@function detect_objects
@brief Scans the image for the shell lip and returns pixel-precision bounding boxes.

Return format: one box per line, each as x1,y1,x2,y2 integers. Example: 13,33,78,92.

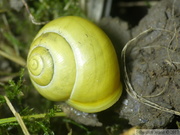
66,84,123,113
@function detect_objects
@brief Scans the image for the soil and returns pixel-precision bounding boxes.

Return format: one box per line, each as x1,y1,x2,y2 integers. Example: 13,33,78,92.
118,0,180,128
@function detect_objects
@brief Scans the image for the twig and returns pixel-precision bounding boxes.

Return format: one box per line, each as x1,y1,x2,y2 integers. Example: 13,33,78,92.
21,0,48,25
4,96,30,135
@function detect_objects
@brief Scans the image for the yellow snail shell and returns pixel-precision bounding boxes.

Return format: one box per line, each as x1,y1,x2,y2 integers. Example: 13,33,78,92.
27,16,122,113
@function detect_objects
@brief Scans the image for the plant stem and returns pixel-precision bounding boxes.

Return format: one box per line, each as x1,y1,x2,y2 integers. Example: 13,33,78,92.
0,112,66,125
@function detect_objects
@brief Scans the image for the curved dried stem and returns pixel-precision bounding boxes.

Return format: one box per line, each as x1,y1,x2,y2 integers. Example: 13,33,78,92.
121,27,180,116
142,79,169,98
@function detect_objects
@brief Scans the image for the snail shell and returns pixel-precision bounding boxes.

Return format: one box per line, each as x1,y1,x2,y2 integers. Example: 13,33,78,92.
27,16,122,113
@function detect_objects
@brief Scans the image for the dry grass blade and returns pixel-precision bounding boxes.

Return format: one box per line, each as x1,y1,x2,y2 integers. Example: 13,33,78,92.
0,50,26,66
4,96,30,135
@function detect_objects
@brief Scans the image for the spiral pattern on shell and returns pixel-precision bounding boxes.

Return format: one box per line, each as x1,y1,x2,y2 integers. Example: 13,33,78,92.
27,16,122,113
28,46,54,86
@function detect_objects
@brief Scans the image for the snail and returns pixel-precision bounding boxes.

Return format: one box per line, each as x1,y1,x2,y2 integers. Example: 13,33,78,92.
27,16,122,113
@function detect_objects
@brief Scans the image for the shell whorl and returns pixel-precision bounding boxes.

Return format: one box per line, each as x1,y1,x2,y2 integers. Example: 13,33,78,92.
28,46,54,86
27,32,76,101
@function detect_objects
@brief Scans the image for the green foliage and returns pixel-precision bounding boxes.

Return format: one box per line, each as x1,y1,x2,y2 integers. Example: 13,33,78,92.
29,0,85,21
0,0,85,59
63,118,91,135
0,67,96,134
24,112,54,134
0,68,25,104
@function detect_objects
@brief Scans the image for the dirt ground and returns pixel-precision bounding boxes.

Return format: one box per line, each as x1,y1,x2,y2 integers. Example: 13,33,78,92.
118,0,180,128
